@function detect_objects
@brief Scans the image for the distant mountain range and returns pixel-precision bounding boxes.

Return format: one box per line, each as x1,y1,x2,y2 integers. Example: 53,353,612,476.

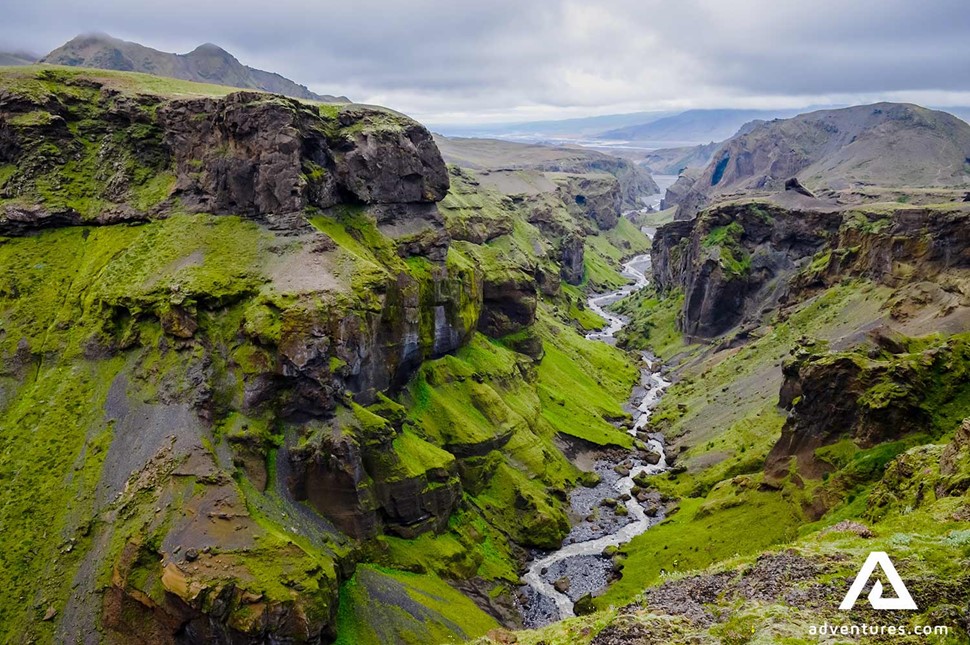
0,51,37,66
598,108,820,144
430,111,678,139
38,33,347,102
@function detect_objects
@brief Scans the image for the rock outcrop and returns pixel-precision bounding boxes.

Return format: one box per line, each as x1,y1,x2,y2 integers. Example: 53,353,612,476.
1,73,447,244
556,174,623,230
653,203,970,340
652,203,840,339
765,335,970,483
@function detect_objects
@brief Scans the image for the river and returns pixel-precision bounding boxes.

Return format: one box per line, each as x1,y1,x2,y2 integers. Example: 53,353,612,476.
519,249,672,627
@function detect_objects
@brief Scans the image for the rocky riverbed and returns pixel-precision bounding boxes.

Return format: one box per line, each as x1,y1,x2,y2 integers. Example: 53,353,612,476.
519,251,672,627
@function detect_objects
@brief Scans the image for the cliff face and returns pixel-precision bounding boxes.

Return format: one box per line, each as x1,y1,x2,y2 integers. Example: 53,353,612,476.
651,204,840,339
0,68,646,644
0,76,444,238
652,203,970,340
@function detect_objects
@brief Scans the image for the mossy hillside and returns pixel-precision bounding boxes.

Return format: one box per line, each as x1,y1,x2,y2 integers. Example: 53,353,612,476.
0,207,488,639
534,308,637,448
649,280,891,457
0,69,176,217
611,286,687,360
595,478,805,609
377,509,519,583
335,565,499,645
582,281,891,612
0,65,244,101
560,282,606,331
402,333,580,549
0,357,124,641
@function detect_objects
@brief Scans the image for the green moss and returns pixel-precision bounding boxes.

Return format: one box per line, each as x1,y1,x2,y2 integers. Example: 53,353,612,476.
534,310,636,448
703,221,744,247
597,483,803,608
8,110,56,126
561,284,606,330
391,428,455,478
380,511,517,583
130,171,175,211
334,565,499,645
0,357,125,641
701,221,750,277
612,286,687,360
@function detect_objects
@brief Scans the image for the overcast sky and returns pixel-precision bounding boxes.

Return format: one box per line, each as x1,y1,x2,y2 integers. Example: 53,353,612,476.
3,0,970,124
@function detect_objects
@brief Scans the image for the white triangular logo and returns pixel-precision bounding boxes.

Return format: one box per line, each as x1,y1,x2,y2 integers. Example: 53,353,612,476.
839,551,917,610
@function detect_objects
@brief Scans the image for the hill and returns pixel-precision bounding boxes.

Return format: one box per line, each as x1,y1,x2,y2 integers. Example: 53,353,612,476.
41,32,347,102
666,102,970,217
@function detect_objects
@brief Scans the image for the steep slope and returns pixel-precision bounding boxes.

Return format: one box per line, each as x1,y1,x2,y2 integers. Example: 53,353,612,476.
667,103,970,218
434,135,659,210
0,67,654,644
41,33,347,102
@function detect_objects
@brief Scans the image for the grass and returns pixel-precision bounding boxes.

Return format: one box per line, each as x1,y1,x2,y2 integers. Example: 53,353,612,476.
534,310,637,448
612,286,688,360
0,65,244,100
334,565,499,645
596,482,804,608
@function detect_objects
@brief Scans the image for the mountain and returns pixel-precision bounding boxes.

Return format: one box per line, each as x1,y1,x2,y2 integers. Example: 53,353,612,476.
940,105,970,125
434,134,659,208
667,102,970,217
0,51,36,66
599,108,814,144
430,110,677,139
41,33,347,102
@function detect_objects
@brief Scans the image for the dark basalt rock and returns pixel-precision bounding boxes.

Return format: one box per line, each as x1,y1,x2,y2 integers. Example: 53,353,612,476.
559,232,585,285
477,270,538,338
652,203,839,340
784,176,816,198
765,337,970,488
1,83,450,237
157,92,448,230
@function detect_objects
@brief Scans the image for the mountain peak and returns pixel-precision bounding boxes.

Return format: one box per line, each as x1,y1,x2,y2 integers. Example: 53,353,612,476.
41,33,347,102
187,42,233,58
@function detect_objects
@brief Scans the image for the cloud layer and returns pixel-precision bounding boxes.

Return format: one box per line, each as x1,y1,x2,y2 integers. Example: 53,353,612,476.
2,0,969,123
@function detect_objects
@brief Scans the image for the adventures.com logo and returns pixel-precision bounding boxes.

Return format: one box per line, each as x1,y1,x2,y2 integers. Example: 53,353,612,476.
807,551,949,638
839,551,916,610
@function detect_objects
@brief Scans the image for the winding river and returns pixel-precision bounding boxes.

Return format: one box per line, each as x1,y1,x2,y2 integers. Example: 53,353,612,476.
520,247,672,627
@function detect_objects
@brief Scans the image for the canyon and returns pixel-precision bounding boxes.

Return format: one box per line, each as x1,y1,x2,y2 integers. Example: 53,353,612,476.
1,61,970,645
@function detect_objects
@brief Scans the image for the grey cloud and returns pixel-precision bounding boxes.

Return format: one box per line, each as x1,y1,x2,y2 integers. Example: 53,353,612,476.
1,0,968,123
